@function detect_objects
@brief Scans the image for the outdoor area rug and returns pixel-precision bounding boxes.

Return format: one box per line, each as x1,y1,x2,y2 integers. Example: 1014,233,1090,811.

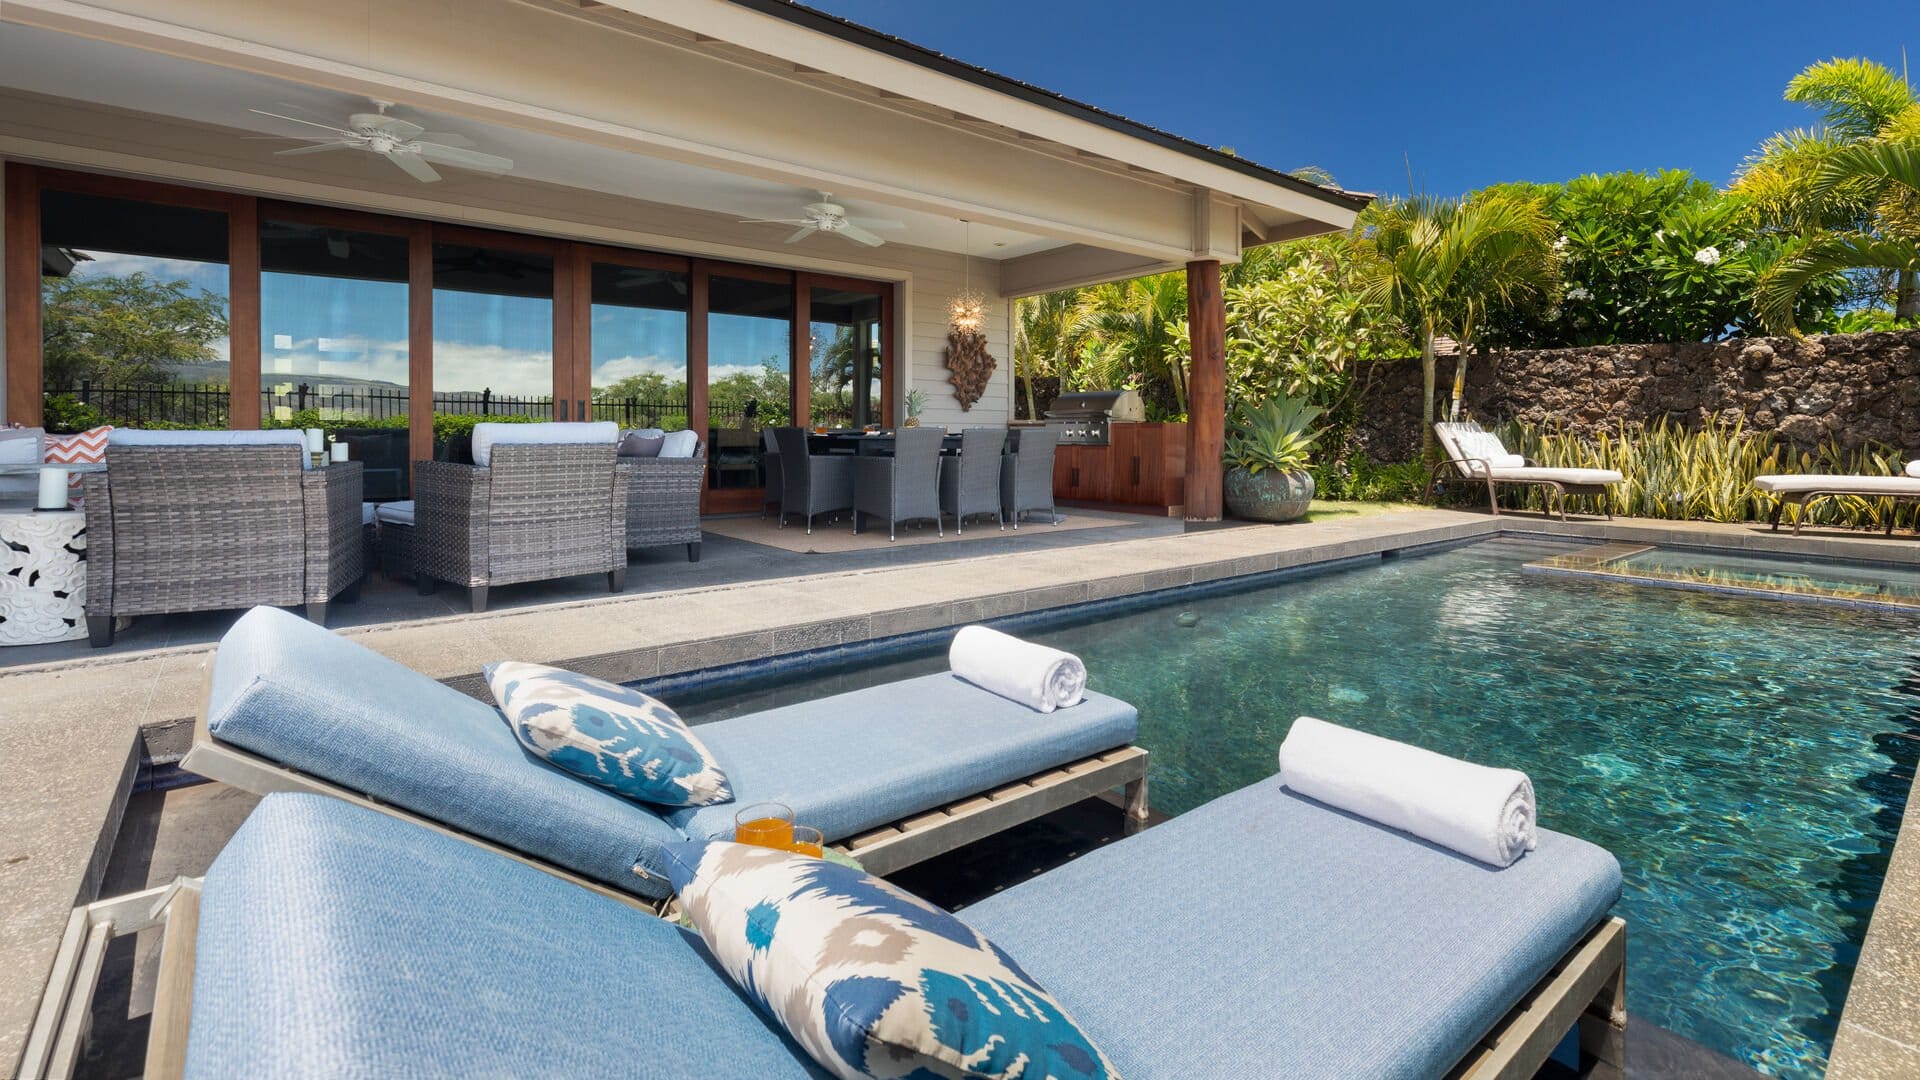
701,511,1130,554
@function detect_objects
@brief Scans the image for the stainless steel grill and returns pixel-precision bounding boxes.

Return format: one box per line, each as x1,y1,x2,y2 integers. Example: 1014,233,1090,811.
1042,389,1145,446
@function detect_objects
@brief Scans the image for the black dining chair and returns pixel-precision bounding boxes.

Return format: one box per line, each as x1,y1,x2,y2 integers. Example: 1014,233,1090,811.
940,428,1007,532
1001,427,1061,528
852,426,946,541
771,426,853,534
761,428,783,518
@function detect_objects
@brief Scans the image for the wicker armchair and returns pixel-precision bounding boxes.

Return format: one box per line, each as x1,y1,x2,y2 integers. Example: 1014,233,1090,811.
939,428,1007,532
411,444,629,613
81,446,364,647
1001,427,1062,527
625,443,707,562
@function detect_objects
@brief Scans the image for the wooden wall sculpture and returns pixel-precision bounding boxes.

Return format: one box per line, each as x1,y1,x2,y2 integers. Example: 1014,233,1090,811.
945,330,996,411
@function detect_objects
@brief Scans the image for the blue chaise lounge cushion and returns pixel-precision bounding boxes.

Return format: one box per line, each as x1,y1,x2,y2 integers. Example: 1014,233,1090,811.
662,839,1114,1080
486,661,733,807
962,774,1624,1079
667,672,1138,843
186,794,825,1078
203,607,686,894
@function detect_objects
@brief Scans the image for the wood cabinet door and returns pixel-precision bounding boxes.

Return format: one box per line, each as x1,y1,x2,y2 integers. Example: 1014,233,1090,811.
1054,445,1110,501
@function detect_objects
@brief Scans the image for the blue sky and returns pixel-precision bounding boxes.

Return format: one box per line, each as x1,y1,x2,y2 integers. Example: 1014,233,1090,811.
802,0,1914,197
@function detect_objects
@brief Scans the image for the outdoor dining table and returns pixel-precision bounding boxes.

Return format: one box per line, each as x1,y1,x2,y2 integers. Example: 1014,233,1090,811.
806,430,963,456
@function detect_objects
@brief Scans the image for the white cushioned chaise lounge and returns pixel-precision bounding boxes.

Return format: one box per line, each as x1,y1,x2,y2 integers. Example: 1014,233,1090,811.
1753,468,1920,536
1432,421,1624,521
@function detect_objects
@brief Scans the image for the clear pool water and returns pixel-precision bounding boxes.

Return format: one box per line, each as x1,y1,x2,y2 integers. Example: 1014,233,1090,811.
671,538,1920,1078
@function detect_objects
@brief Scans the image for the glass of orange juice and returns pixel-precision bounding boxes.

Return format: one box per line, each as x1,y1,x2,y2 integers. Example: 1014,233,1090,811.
788,825,825,859
733,802,794,849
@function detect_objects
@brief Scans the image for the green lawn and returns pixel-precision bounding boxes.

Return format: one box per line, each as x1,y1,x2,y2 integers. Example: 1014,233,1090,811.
1302,499,1429,522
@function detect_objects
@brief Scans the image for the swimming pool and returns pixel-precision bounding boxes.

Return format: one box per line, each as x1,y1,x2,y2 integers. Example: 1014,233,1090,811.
667,537,1920,1078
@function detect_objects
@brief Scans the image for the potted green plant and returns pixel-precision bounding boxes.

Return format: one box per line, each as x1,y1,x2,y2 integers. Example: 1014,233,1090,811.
1222,395,1324,522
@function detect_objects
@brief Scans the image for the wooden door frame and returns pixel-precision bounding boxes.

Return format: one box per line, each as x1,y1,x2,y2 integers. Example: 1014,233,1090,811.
795,271,893,431
7,164,251,428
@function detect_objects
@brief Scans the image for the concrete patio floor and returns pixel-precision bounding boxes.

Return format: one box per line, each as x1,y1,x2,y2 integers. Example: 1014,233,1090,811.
6,503,1920,1076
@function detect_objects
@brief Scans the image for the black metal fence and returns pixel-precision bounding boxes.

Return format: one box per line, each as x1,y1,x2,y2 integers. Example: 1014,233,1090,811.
51,383,851,434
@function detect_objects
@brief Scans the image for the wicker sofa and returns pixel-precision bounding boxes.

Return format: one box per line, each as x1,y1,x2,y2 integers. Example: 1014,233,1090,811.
81,431,365,647
410,425,629,613
621,433,706,563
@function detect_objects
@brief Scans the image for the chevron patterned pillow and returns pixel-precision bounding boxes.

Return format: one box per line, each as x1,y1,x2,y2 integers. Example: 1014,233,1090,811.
44,426,113,499
44,425,112,466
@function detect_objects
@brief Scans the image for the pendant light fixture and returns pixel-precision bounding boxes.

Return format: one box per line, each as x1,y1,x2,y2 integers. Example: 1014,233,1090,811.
948,219,986,335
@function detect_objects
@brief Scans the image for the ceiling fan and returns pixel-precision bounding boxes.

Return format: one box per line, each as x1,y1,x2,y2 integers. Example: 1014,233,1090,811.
247,102,513,183
740,193,904,247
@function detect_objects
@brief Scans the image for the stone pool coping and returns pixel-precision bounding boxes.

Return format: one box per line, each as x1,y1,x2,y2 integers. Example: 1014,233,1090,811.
4,507,1919,1073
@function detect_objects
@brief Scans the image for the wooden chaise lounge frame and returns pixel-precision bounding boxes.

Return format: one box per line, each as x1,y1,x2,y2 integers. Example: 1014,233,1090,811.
21,875,1625,1079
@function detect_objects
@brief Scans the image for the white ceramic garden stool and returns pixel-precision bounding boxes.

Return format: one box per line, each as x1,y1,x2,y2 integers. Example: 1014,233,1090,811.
0,507,89,645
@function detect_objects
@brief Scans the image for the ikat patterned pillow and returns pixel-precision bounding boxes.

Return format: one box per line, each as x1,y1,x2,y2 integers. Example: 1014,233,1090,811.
663,839,1114,1080
485,662,732,807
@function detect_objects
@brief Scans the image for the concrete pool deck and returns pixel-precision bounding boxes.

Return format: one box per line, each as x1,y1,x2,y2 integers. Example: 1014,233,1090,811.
5,506,1920,1074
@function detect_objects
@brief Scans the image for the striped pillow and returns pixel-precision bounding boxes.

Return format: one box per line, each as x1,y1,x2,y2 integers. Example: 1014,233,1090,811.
45,426,112,495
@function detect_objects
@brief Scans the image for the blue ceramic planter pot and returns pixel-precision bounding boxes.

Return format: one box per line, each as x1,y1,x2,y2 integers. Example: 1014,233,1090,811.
1223,467,1314,522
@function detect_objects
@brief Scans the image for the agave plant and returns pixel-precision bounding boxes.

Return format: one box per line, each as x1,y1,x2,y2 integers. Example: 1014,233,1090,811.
1224,396,1325,475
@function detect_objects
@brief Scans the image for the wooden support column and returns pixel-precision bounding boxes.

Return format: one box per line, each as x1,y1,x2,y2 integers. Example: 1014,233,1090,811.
4,164,43,427
226,197,260,429
406,221,433,474
790,276,810,427
1184,258,1225,521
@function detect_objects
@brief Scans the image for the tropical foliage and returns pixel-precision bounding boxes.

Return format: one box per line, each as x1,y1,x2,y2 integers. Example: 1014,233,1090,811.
1223,395,1324,474
1736,56,1920,327
1352,190,1558,450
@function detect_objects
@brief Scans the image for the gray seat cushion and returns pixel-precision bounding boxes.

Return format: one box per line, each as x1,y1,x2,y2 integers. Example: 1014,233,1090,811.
668,673,1137,842
964,775,1622,1079
187,794,824,1078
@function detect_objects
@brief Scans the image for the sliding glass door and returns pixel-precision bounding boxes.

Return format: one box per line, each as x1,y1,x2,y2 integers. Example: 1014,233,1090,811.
259,217,411,497
431,240,559,458
9,165,898,513
585,255,690,431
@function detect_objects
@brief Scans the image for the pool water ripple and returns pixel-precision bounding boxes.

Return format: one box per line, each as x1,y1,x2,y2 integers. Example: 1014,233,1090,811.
675,538,1919,1078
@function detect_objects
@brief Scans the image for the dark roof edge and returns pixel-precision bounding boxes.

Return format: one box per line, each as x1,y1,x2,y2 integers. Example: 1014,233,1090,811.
720,0,1373,215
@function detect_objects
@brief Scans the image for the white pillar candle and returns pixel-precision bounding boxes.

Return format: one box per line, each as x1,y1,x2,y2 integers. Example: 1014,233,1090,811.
330,441,350,463
304,428,325,453
37,466,69,511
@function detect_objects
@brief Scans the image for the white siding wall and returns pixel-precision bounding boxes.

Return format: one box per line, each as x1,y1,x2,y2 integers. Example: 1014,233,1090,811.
901,253,1012,430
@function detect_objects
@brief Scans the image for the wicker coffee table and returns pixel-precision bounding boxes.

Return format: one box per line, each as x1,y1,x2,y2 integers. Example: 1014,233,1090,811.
0,506,88,645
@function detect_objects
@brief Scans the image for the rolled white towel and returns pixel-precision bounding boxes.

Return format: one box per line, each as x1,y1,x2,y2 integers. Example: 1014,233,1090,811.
1277,716,1537,868
948,625,1086,713
1906,459,1920,479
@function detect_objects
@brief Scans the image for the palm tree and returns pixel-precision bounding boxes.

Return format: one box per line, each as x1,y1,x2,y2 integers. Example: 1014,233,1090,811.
1755,138,1920,331
1735,57,1920,319
1013,289,1078,419
1353,192,1558,456
1066,273,1190,414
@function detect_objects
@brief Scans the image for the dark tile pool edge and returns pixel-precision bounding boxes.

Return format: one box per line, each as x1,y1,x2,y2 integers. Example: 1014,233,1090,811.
1521,562,1920,617
635,539,1492,699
